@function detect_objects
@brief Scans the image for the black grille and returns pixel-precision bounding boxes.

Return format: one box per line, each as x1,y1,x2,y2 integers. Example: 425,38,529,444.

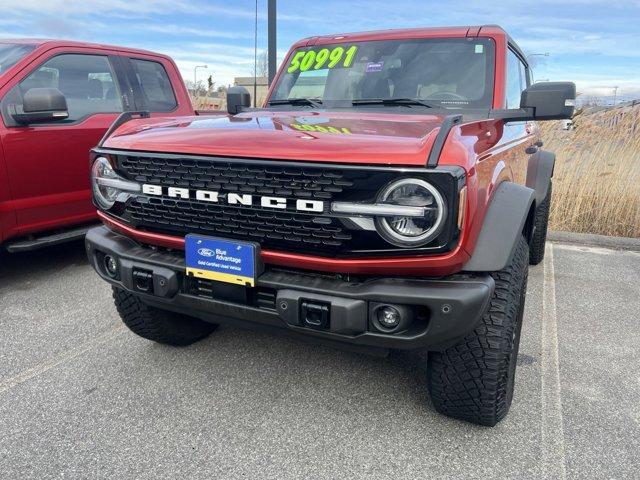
106,151,461,257
126,196,351,249
114,153,363,253
118,155,354,200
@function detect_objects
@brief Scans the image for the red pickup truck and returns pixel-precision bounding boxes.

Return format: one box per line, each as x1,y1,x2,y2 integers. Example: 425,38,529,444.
0,39,198,252
85,25,575,426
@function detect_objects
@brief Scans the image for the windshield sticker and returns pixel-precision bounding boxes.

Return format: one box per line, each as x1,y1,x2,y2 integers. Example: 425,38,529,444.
287,45,359,73
475,44,484,54
290,123,352,135
365,61,384,73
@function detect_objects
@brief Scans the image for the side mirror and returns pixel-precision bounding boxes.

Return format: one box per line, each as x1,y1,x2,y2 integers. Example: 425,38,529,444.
521,82,576,120
10,88,69,124
226,86,251,115
491,81,576,122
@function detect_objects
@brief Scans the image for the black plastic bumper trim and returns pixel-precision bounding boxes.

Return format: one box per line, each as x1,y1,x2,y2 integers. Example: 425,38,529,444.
86,226,494,351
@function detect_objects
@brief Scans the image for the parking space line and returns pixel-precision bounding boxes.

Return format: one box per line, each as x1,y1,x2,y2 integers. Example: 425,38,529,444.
540,243,567,479
0,325,124,395
553,243,640,256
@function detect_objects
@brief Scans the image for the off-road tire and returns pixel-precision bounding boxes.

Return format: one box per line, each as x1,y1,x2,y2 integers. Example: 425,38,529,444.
113,287,217,346
427,235,529,426
529,182,552,265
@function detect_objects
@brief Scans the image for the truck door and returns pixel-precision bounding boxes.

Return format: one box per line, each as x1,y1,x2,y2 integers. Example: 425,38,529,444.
0,52,126,236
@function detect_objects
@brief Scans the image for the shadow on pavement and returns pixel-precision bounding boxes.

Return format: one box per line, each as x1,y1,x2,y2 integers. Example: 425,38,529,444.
0,239,88,283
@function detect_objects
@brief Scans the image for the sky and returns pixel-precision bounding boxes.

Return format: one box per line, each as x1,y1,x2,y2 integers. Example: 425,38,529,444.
1,0,639,103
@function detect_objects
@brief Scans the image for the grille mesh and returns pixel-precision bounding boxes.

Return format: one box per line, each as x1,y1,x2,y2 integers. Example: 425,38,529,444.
106,152,459,257
127,196,351,249
116,154,356,252
118,155,354,200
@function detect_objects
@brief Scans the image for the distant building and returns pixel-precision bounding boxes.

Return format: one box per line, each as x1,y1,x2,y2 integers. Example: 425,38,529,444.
234,76,269,106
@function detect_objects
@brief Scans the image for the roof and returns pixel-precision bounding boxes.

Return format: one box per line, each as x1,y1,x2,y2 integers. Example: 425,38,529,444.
293,25,509,46
288,24,528,67
0,38,164,57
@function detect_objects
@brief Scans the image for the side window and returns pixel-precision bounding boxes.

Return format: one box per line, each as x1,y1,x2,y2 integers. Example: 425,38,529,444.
9,54,123,122
130,59,177,111
506,49,525,109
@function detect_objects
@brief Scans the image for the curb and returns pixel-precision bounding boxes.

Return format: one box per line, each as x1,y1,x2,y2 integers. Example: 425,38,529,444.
548,231,640,252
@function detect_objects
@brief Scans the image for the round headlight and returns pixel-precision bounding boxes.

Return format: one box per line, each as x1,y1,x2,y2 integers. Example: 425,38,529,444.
91,157,119,209
375,178,446,247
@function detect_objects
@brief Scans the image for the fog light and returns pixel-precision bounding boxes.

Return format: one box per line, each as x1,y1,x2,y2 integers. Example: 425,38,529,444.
370,303,415,333
103,254,119,279
378,306,401,328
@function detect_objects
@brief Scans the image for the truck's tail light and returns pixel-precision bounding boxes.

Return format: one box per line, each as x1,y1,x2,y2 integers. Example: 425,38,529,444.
91,156,140,210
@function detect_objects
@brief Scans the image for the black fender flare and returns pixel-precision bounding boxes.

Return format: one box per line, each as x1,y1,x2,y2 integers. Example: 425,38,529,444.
526,149,555,206
463,182,535,272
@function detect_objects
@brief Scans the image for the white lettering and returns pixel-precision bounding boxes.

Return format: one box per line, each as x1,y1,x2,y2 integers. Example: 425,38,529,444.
296,199,324,212
196,190,219,202
142,184,162,196
228,193,252,206
140,185,325,212
168,187,189,199
261,196,287,209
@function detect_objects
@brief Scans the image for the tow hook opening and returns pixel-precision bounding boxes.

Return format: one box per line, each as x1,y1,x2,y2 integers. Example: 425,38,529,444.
132,268,154,294
300,299,330,330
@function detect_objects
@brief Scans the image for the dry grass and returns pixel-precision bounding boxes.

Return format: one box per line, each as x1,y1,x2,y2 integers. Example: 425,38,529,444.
190,95,224,111
541,104,640,238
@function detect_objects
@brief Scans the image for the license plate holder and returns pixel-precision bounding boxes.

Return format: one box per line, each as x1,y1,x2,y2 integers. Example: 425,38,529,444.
185,234,260,287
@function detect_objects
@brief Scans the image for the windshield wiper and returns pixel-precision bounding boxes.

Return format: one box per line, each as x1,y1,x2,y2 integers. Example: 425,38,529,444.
352,98,435,108
268,98,323,108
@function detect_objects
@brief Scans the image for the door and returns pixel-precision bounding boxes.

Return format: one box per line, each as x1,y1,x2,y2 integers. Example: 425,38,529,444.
0,52,126,235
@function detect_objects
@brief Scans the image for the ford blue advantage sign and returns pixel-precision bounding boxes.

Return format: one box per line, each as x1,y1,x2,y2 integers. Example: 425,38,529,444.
185,235,258,287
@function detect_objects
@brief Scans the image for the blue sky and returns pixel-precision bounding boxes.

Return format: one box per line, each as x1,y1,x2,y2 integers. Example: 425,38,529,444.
1,0,639,102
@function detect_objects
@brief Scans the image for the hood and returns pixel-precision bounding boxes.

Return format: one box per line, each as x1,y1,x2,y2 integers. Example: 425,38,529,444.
103,110,449,166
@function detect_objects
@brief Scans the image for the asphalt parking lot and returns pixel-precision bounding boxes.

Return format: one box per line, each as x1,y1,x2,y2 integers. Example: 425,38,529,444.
1,238,638,479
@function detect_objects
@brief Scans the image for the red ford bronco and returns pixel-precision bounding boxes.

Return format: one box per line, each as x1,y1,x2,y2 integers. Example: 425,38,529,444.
85,25,574,426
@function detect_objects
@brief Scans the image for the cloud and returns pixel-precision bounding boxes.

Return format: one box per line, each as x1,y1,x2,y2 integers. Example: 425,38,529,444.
141,24,254,40
0,0,305,21
0,0,638,95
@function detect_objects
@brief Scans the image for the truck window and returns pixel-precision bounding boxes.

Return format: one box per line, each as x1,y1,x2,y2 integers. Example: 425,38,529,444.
130,59,177,112
506,49,526,109
3,54,123,123
272,37,496,109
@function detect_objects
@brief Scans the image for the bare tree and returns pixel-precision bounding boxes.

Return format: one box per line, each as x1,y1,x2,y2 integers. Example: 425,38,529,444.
253,50,268,78
184,79,206,98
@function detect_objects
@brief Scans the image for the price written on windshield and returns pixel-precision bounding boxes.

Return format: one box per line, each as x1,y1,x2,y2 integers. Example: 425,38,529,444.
287,45,359,73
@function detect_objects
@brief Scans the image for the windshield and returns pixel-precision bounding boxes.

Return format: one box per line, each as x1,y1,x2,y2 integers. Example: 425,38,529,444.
272,37,495,110
0,43,36,75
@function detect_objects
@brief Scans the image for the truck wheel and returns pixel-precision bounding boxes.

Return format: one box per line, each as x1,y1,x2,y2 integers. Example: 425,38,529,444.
529,182,552,265
427,235,529,426
112,287,217,346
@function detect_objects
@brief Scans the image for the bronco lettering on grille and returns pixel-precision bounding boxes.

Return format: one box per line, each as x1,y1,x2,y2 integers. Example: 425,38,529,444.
141,184,325,213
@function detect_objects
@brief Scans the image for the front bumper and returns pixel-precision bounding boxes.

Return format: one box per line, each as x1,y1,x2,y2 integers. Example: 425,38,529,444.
86,226,494,352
